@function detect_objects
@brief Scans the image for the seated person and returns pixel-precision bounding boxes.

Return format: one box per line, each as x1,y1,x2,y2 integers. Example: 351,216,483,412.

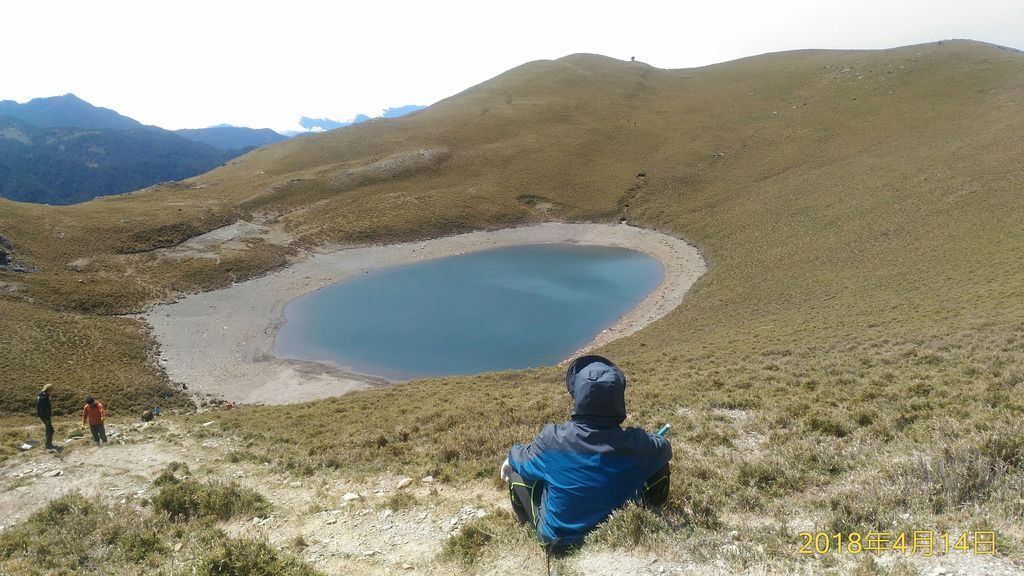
500,355,671,552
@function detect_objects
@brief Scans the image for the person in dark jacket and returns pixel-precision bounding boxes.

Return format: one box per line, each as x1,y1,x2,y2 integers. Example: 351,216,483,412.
500,355,671,551
36,384,56,450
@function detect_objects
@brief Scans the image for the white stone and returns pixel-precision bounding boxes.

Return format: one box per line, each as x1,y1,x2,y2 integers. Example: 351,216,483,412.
397,477,413,489
420,475,434,484
343,492,361,502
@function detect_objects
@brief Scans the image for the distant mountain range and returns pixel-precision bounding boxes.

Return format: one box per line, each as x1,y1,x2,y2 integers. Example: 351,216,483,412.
0,93,143,130
0,114,241,205
0,94,426,205
0,95,269,204
175,125,288,150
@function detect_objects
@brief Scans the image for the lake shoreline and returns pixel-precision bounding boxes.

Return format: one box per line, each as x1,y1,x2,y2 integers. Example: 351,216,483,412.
144,223,706,405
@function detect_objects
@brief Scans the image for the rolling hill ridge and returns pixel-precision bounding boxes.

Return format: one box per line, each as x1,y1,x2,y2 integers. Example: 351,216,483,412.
0,39,1022,575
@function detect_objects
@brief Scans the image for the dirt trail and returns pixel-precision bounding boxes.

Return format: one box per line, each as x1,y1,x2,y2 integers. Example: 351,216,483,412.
0,419,512,574
2,419,1020,576
0,422,185,529
0,418,712,575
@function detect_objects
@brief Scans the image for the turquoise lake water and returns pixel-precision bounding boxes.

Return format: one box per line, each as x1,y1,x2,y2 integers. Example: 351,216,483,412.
274,244,663,380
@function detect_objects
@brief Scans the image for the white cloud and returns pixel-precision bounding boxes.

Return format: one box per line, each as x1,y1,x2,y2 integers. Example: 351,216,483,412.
1,0,1021,132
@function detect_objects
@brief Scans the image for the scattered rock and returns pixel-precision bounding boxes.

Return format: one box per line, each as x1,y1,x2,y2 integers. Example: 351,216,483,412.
43,470,62,477
325,518,337,525
396,477,413,489
420,475,434,484
289,481,302,488
174,542,183,552
201,421,215,427
66,257,92,271
402,564,414,570
343,492,361,502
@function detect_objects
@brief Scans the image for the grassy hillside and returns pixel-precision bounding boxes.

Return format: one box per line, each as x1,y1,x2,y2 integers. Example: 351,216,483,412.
1,40,1023,572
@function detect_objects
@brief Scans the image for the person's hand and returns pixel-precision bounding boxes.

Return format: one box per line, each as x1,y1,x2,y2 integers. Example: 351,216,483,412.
499,458,513,482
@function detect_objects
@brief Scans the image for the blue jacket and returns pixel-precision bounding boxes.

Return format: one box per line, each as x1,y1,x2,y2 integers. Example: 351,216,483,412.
508,357,671,544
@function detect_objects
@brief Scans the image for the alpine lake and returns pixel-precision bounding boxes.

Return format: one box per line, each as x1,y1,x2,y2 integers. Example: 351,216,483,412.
274,244,663,380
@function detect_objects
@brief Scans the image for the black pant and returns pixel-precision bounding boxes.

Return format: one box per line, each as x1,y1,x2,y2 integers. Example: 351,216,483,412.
40,417,54,448
507,463,671,543
89,423,107,444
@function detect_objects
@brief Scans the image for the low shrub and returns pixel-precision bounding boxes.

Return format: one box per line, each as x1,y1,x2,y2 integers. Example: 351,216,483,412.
665,483,721,530
153,479,270,521
443,523,493,566
382,491,418,511
0,493,169,574
152,461,191,487
196,537,321,576
586,502,669,549
441,513,515,566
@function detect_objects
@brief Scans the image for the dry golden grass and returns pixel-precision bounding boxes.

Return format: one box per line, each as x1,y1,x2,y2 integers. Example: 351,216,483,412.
2,40,1023,570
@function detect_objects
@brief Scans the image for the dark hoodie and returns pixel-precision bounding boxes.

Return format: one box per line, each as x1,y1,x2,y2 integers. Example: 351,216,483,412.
36,391,52,419
508,356,671,545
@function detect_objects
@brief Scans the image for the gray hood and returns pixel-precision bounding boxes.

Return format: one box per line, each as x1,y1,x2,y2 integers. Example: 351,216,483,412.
565,355,626,428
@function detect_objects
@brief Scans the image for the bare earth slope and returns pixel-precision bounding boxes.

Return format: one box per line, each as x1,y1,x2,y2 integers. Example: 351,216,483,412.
1,40,1023,574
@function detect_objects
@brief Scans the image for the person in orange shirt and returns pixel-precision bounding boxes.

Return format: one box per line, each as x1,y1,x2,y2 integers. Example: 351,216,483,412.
82,396,107,445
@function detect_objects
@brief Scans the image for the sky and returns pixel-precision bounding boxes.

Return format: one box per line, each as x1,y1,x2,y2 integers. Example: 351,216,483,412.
2,0,1022,133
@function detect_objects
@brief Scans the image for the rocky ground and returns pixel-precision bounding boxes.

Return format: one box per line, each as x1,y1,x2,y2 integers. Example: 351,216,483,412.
1,417,1021,576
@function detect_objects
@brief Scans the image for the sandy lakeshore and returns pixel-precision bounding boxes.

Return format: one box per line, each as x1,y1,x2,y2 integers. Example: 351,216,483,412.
144,223,706,405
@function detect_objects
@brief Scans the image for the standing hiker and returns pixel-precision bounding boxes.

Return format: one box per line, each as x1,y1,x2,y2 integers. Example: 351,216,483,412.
36,384,56,450
500,355,671,553
82,396,107,445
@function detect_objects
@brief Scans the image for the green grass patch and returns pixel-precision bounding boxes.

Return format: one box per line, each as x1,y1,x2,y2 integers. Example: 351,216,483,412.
0,492,316,576
196,537,321,576
153,478,270,521
586,503,669,549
